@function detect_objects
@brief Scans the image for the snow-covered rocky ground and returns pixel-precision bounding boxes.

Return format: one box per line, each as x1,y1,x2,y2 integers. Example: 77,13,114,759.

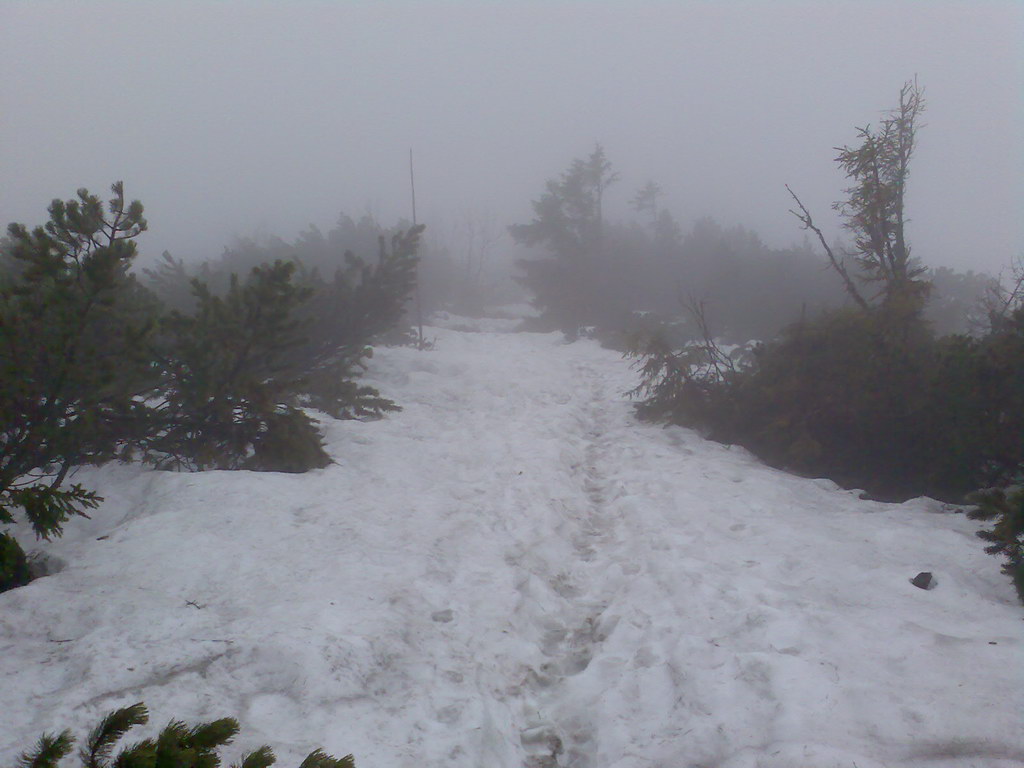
2,319,1022,768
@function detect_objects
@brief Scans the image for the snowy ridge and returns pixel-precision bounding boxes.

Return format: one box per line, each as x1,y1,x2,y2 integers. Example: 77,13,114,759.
1,328,1021,768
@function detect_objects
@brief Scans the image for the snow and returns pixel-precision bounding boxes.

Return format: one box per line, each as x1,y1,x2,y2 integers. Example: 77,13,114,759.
2,323,1022,768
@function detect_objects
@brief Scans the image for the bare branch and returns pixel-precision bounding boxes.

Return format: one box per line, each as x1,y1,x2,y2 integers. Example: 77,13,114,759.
786,185,868,309
985,255,1024,329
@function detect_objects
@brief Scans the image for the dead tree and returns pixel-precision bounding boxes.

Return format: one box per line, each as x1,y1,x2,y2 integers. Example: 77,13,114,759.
787,79,929,318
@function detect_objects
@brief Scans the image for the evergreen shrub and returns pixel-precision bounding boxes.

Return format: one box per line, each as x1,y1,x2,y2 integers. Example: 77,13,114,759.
144,260,329,472
290,227,422,418
142,225,423,470
143,227,424,423
628,305,1024,502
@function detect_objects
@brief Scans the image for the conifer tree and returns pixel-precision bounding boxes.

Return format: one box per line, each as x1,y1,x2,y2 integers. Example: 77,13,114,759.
294,226,423,418
139,224,424,470
146,260,330,472
0,183,153,590
630,181,663,228
510,145,619,328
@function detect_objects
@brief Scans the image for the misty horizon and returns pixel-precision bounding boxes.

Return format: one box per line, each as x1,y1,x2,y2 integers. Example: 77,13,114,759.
2,1,1021,276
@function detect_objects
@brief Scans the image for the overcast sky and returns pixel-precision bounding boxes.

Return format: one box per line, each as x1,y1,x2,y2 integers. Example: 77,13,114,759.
2,1,1021,275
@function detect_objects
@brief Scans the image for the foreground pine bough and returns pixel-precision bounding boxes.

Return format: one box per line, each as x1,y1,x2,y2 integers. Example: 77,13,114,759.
12,703,353,768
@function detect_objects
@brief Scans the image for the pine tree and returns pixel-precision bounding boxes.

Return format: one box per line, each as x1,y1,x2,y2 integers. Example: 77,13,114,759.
630,181,663,228
0,183,153,591
145,260,330,472
287,226,423,419
510,145,619,328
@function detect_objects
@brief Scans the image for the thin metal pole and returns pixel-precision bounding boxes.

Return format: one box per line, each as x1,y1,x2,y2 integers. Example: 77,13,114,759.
410,149,424,346
409,148,417,226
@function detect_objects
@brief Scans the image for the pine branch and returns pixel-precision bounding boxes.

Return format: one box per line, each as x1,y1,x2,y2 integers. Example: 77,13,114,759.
17,731,74,768
81,703,148,768
231,747,275,768
297,750,354,768
110,740,156,768
185,720,239,752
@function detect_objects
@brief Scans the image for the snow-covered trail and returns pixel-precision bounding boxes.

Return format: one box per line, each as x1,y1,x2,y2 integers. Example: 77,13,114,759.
2,326,1022,768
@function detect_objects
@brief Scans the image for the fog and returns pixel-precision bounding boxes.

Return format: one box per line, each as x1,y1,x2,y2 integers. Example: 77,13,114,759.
2,1,1021,275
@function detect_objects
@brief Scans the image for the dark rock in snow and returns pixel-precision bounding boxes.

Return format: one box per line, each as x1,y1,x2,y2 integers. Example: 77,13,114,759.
910,571,935,590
